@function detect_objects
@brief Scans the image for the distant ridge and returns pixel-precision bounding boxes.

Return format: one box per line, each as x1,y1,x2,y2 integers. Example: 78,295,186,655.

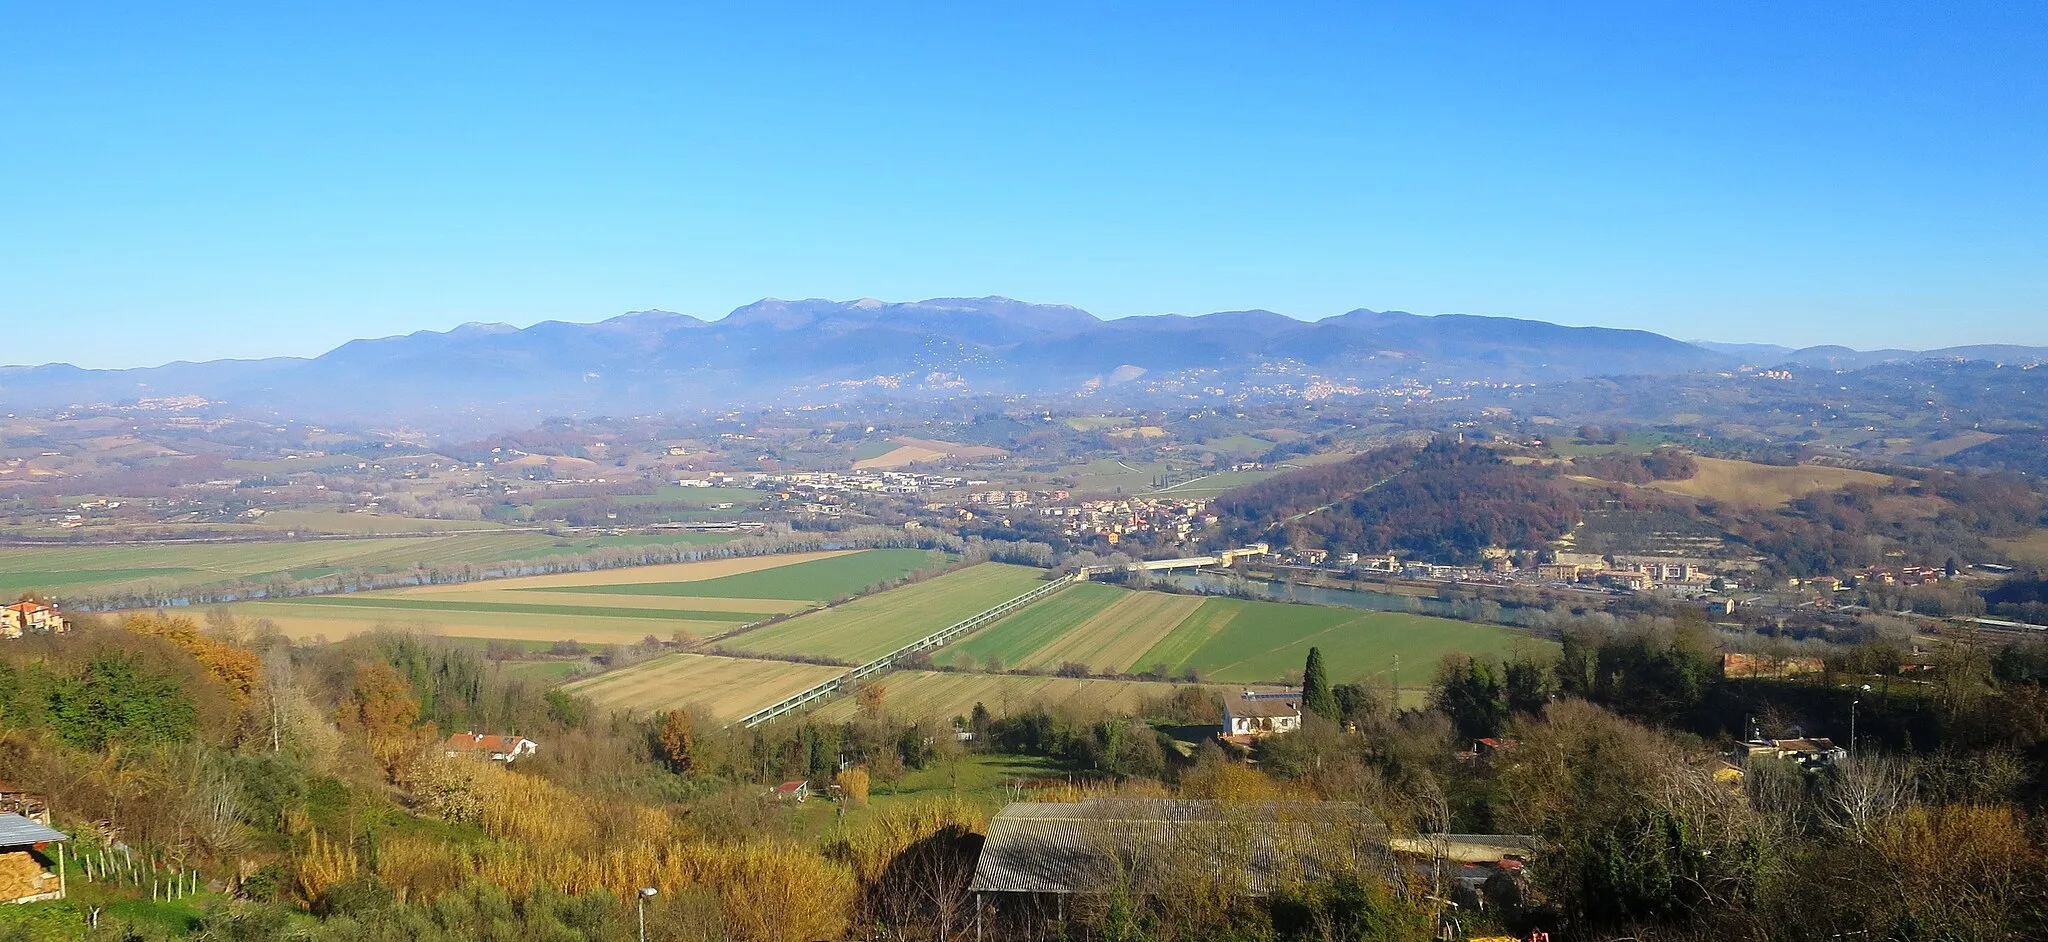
1695,339,2048,369
3,296,2042,431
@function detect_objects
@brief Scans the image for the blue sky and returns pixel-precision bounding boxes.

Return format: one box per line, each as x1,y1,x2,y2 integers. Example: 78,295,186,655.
2,3,2044,368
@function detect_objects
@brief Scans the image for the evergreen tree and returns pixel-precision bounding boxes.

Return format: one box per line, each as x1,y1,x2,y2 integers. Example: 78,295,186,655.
1303,646,1338,719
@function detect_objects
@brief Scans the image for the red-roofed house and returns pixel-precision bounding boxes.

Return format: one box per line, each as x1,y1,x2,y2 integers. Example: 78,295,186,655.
443,732,539,764
771,780,811,802
0,602,64,640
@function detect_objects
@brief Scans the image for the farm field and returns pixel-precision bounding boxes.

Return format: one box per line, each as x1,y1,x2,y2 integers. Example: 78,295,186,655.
396,550,862,592
810,670,1209,724
719,563,1050,663
1637,457,1893,508
966,586,1201,674
1060,458,1180,496
1996,529,2048,568
1144,469,1277,497
249,509,516,535
560,653,844,723
215,600,741,646
952,583,1125,669
851,436,1006,470
1136,596,1548,687
0,531,740,601
953,583,1539,688
534,485,764,517
527,548,946,601
202,549,939,645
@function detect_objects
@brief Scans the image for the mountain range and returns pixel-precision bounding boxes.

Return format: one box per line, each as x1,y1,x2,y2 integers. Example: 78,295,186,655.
4,297,2044,431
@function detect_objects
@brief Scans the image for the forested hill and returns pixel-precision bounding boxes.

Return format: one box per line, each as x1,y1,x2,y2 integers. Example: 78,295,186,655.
1217,440,1582,564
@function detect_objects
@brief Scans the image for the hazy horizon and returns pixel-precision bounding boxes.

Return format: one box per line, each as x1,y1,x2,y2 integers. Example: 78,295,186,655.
4,4,2045,367
8,295,2036,373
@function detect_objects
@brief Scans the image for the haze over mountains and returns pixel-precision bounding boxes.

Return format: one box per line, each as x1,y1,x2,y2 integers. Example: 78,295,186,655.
4,297,2044,431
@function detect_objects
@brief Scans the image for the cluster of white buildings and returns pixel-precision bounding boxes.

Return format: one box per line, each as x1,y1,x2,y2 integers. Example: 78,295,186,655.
1041,496,1219,545
750,470,970,495
966,489,1065,507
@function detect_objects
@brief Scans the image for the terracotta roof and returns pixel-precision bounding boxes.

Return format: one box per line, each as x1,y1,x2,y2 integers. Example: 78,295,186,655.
4,602,52,614
773,780,808,794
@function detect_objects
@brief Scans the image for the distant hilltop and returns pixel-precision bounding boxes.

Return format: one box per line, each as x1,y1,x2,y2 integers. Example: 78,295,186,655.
2,296,2043,433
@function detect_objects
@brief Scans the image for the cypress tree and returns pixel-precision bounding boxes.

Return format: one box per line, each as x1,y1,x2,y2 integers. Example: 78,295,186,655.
1303,646,1338,718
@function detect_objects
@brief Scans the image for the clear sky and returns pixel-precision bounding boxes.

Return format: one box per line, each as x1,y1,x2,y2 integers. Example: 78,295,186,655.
3,2,2044,368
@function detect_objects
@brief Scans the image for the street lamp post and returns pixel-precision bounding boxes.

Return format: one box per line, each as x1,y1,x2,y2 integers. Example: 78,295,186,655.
1859,679,1875,761
1849,683,1872,759
638,887,658,942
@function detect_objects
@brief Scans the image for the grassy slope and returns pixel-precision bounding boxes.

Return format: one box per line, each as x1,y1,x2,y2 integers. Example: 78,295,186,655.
786,753,1067,839
721,564,1048,662
1638,457,1893,508
528,548,945,601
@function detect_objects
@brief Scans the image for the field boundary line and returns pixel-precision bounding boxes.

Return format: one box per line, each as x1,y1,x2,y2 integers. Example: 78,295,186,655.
735,572,1078,727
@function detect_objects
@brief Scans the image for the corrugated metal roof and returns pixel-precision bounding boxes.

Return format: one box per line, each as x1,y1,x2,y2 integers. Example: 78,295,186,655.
0,814,68,846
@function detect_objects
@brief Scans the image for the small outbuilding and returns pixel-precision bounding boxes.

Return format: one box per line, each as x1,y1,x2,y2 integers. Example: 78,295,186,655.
0,814,70,904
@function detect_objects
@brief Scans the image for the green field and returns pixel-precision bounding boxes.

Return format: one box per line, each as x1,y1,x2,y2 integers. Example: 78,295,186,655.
954,583,1127,668
1059,458,1183,496
0,531,740,600
1200,434,1279,457
786,753,1067,838
529,548,944,602
1144,469,1277,497
952,583,1544,688
0,567,194,597
1136,596,1547,685
534,485,764,515
253,509,516,534
210,549,935,646
720,564,1050,662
